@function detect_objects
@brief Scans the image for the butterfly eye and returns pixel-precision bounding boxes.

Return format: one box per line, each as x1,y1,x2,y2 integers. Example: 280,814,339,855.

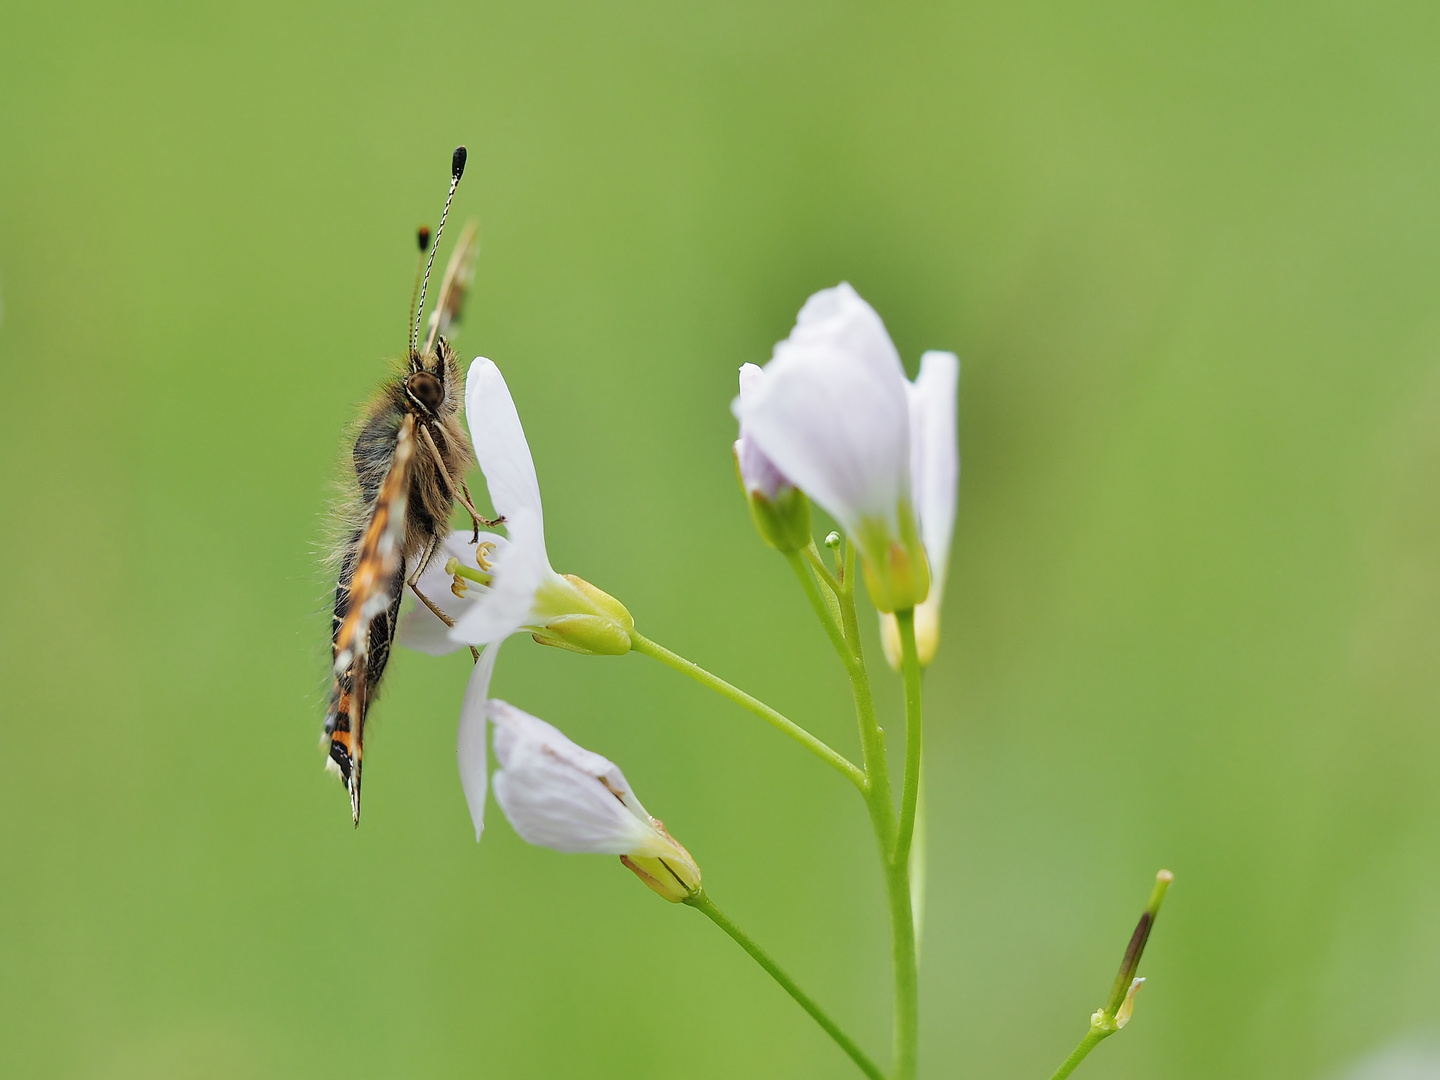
405,371,444,413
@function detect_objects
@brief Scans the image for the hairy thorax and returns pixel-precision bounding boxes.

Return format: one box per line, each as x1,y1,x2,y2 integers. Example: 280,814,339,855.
351,341,474,559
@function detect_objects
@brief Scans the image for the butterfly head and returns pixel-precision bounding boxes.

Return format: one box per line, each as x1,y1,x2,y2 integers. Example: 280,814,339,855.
404,365,445,416
403,339,457,417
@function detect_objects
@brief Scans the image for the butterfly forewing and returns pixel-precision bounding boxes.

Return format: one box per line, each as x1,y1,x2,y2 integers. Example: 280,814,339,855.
321,147,482,826
326,414,417,824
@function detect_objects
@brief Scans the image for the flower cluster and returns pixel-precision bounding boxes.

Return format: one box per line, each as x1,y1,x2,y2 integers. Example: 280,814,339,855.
396,282,957,905
357,278,1173,1080
734,283,959,663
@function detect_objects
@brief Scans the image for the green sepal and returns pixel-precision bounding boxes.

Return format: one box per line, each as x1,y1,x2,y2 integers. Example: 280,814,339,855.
857,499,931,613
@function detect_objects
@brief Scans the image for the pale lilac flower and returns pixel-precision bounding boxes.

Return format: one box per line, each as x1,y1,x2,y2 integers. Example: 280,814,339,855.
740,283,958,619
457,696,702,902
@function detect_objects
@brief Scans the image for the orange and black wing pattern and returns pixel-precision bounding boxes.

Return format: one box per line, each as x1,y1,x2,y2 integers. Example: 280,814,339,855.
325,414,417,825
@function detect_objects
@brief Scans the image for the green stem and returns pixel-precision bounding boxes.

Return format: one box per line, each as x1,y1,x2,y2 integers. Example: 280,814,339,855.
628,630,866,791
826,551,916,1079
788,539,920,1078
786,550,853,665
836,613,895,852
802,540,843,594
893,609,923,870
1047,1027,1111,1080
687,891,886,1080
882,855,919,1080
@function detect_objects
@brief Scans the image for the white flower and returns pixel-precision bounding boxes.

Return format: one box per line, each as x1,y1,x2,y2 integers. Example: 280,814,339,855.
882,350,960,667
396,358,632,657
458,696,702,902
739,283,930,612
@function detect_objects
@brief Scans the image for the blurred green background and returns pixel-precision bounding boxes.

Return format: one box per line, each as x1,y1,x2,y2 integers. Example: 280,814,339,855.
2,1,1438,1077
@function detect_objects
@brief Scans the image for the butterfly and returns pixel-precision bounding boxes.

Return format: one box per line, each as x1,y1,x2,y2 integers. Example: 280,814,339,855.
324,146,495,825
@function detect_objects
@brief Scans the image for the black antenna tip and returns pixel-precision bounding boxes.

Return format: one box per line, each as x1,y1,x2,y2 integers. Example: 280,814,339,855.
417,225,431,252
451,146,467,181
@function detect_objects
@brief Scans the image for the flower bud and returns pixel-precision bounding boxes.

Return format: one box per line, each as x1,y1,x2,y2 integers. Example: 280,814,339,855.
739,466,813,553
734,364,812,552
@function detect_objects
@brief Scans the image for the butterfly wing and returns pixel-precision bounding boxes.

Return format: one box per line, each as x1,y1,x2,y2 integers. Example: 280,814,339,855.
325,413,418,825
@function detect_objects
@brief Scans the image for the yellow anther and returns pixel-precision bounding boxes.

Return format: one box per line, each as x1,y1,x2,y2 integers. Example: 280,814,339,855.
475,541,496,572
450,575,469,599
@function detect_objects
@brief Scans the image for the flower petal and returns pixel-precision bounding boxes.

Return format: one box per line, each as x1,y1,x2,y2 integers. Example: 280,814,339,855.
909,350,960,600
879,351,958,668
733,363,791,500
743,283,911,531
465,358,545,528
396,530,509,655
489,700,666,856
456,643,502,841
448,508,552,645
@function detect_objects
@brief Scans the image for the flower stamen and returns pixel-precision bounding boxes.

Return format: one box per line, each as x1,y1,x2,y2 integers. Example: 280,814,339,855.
445,555,493,598
475,541,496,572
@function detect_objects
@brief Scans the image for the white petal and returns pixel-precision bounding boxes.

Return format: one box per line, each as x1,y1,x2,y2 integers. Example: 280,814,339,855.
396,530,509,655
733,363,790,499
488,700,666,856
456,644,502,841
909,351,960,600
743,284,911,530
465,358,546,528
448,508,552,645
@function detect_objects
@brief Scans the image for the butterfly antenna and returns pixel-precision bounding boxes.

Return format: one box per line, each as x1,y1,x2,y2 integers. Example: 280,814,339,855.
405,225,431,355
411,146,468,353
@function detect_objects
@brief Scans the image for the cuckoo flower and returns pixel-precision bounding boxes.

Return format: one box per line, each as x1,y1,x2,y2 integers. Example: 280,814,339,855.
881,350,960,668
733,362,811,551
457,695,702,902
396,358,632,658
739,283,929,612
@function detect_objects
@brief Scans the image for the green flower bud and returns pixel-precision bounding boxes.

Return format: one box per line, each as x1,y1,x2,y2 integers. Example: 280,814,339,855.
745,484,813,553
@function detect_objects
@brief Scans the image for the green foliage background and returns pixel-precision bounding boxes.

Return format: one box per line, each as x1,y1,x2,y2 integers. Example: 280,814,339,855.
2,1,1438,1077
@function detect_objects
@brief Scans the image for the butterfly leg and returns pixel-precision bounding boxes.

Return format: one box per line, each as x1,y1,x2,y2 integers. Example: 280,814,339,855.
459,479,503,537
406,535,440,589
409,579,482,663
416,424,502,540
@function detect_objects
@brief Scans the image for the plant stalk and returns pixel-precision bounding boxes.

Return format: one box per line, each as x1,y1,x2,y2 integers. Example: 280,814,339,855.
687,891,886,1080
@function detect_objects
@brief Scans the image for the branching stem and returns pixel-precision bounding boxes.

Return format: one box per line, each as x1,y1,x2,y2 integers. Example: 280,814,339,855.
628,630,866,791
